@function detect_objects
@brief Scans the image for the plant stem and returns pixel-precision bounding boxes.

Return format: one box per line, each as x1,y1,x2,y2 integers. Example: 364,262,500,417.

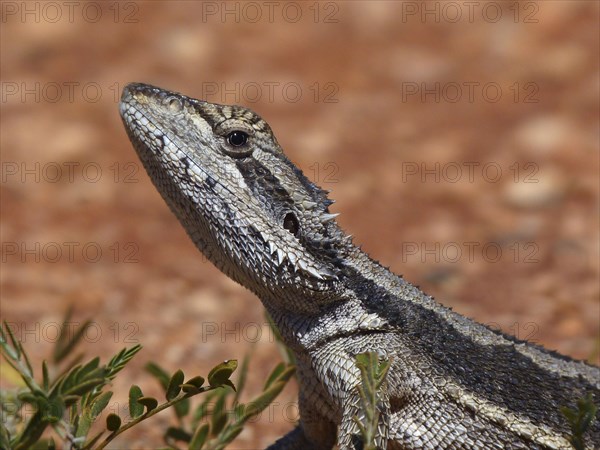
93,387,216,450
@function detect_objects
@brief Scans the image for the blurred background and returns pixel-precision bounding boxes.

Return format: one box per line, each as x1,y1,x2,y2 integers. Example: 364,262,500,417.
1,1,599,448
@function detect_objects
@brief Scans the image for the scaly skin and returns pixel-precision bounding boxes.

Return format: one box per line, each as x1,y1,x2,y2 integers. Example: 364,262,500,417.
119,83,599,450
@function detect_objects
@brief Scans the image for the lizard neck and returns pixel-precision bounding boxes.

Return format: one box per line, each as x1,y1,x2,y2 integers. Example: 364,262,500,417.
262,244,412,354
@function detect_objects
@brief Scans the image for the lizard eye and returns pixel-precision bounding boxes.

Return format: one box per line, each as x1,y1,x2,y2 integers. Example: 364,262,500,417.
227,131,248,147
218,121,254,157
283,212,299,236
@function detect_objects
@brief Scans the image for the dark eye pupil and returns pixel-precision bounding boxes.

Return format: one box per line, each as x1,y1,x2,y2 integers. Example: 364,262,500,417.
283,212,299,236
228,131,248,147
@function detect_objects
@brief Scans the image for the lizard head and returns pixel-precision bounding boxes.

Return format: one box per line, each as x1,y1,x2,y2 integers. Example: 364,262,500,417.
120,83,349,314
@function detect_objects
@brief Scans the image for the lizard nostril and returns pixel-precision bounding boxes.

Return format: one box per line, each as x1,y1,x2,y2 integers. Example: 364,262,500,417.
283,212,300,236
166,96,183,112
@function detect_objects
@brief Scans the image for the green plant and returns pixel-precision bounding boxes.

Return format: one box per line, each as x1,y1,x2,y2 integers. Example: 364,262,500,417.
145,356,295,450
0,310,294,449
561,394,598,450
0,311,142,450
353,352,391,450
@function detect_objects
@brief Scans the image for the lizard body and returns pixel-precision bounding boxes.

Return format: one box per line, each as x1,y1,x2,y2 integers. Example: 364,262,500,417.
119,83,599,449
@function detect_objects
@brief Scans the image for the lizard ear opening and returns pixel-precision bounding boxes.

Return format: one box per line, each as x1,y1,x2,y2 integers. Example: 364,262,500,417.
283,212,300,236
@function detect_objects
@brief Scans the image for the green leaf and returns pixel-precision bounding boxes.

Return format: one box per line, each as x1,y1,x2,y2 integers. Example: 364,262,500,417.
265,312,296,365
263,362,286,390
1,421,11,450
219,423,244,445
192,390,220,429
106,344,142,379
233,402,245,420
63,395,80,407
77,391,113,437
233,355,250,404
53,305,73,361
55,358,106,396
48,352,85,393
188,423,209,450
40,398,64,423
280,365,296,381
90,391,113,419
78,357,101,379
181,384,201,394
53,312,92,364
186,376,205,389
223,380,236,391
210,392,228,436
17,391,38,404
561,394,598,450
13,410,47,450
166,369,185,401
241,380,288,421
353,352,391,450
0,340,19,366
165,426,191,443
18,340,34,377
129,385,144,418
354,353,370,367
175,397,190,419
239,364,295,422
138,396,158,412
42,360,50,391
4,321,22,360
145,361,170,390
106,413,121,432
208,360,238,389
63,378,105,396
0,323,43,396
